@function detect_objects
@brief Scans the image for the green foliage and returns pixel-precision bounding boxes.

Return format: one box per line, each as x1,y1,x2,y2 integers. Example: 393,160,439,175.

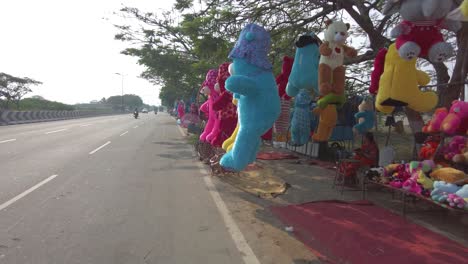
0,72,42,109
106,94,144,109
2,97,75,111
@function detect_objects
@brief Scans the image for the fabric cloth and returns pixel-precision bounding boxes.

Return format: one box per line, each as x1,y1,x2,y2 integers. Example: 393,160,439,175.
228,24,272,70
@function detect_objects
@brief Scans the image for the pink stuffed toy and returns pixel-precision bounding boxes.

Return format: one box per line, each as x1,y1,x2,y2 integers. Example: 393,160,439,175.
210,62,238,147
446,194,467,209
177,100,185,119
422,107,448,134
402,177,422,194
442,135,465,161
441,100,468,135
199,69,219,142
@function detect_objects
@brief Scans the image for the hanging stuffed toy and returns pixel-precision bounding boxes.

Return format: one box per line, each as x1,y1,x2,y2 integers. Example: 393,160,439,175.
274,57,294,143
222,98,239,152
210,62,238,147
177,100,185,119
382,0,461,63
199,69,219,142
290,89,311,146
311,104,337,142
369,48,387,95
447,0,468,21
220,24,281,171
375,44,438,114
353,98,375,134
317,20,357,109
286,33,320,97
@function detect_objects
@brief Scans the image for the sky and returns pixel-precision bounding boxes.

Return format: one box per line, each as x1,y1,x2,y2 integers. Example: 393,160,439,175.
0,0,175,106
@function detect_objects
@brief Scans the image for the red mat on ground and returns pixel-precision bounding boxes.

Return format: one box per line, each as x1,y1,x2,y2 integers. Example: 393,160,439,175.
256,151,298,160
271,200,468,264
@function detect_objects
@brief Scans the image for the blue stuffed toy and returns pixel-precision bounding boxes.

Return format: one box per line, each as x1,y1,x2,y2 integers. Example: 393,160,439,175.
353,98,375,134
290,89,311,146
286,33,321,97
220,24,281,171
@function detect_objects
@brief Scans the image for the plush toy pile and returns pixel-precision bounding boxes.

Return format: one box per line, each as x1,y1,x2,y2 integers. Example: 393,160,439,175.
376,161,468,210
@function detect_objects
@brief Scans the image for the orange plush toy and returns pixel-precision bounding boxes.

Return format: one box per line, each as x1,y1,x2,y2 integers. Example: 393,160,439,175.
317,20,357,109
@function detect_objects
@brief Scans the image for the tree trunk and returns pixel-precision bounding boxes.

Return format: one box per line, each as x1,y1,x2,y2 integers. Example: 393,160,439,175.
405,107,425,159
439,23,468,108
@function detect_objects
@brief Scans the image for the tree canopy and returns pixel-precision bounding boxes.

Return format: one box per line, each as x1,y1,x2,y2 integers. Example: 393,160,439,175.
114,0,467,112
0,72,42,109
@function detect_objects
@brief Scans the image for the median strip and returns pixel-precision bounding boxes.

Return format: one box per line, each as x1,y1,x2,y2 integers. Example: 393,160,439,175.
0,139,16,144
89,141,111,155
0,174,58,212
45,128,68,134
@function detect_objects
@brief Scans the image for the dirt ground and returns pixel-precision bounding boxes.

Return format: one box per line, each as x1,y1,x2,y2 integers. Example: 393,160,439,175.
205,144,468,264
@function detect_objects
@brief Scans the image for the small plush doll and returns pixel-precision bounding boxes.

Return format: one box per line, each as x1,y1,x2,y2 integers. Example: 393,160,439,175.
374,44,438,114
199,69,219,142
440,100,468,135
442,135,465,161
382,0,461,63
422,107,448,134
446,194,467,209
317,20,357,109
290,89,311,146
220,24,281,171
431,181,462,202
209,62,238,147
418,136,440,160
286,33,321,97
353,98,375,134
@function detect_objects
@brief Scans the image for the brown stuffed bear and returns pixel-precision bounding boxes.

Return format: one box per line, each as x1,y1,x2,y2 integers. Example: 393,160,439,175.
317,20,357,109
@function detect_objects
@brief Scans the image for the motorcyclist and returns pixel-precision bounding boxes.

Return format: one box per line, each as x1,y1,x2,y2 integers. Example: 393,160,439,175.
133,108,139,118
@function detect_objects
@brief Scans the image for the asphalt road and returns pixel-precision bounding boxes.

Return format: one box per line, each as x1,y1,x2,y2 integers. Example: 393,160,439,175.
0,113,247,264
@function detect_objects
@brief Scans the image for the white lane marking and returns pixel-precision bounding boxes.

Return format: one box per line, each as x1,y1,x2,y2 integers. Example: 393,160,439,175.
89,141,111,155
133,125,139,128
45,128,68,134
197,164,260,264
176,125,259,264
0,174,58,212
0,139,16,144
120,131,129,137
80,124,93,127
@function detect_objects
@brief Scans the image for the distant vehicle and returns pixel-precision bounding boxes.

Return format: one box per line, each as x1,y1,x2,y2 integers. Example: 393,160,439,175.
141,108,148,113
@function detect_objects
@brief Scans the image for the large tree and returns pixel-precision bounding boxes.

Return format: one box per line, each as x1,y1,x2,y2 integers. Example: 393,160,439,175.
0,72,41,109
115,0,467,126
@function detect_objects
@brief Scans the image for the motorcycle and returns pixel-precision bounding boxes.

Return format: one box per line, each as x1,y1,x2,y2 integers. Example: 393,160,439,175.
133,111,139,119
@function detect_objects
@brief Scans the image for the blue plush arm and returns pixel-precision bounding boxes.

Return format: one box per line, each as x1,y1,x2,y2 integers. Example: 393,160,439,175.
225,76,257,96
354,112,365,119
